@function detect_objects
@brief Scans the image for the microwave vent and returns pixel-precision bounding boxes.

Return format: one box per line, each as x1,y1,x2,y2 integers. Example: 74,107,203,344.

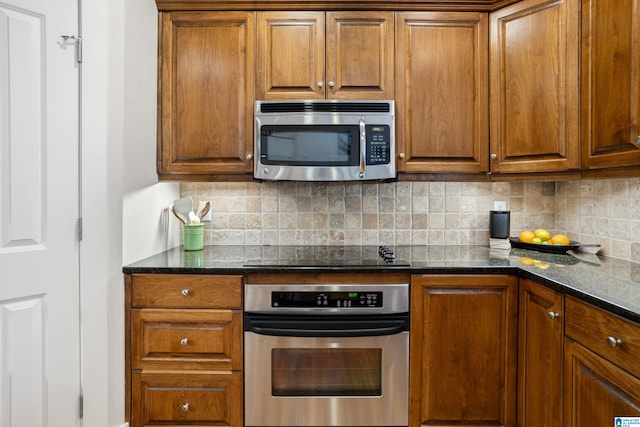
259,101,391,114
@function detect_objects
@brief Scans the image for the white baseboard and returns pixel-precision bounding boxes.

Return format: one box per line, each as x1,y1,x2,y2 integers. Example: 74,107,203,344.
114,423,129,427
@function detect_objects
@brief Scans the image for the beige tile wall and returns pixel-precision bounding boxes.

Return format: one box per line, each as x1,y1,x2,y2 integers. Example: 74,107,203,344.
180,178,639,262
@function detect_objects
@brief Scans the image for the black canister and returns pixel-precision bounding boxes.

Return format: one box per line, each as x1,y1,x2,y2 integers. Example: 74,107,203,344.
489,211,510,239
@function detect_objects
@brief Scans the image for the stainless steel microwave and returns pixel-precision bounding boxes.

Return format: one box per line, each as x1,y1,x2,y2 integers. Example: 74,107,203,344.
254,100,396,181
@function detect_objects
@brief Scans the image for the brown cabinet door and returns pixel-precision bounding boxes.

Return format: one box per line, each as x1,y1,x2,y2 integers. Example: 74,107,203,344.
326,12,394,100
564,339,640,426
396,12,489,174
157,12,255,178
256,11,325,100
489,0,580,173
410,275,518,427
581,0,640,170
518,279,564,427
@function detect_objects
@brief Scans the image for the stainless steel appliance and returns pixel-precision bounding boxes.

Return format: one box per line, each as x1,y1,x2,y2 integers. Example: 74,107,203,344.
254,100,396,181
244,283,409,427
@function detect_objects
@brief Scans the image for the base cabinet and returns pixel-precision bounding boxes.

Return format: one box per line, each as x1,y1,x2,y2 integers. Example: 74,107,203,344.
410,275,518,427
125,274,243,427
517,279,564,427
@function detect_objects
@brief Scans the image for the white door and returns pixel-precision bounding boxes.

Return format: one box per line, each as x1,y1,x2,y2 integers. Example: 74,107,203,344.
0,0,81,426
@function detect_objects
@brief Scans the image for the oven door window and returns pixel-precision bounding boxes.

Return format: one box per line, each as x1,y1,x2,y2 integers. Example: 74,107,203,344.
259,125,359,166
271,348,382,396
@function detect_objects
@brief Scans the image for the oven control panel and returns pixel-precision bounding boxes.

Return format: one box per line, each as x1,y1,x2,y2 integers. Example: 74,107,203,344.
272,291,383,308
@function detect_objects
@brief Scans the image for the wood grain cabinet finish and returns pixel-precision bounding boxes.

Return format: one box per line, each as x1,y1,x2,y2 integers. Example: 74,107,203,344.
125,274,243,427
517,279,564,427
410,275,518,427
257,11,394,100
157,12,255,179
489,0,580,174
564,297,640,426
581,0,640,171
395,12,489,174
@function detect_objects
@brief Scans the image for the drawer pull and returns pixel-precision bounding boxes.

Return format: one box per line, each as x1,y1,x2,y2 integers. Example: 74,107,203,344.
548,311,560,320
181,403,190,412
181,289,190,297
180,338,189,346
607,336,623,348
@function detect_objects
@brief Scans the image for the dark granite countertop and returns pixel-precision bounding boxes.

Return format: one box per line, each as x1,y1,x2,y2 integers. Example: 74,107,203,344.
123,245,640,324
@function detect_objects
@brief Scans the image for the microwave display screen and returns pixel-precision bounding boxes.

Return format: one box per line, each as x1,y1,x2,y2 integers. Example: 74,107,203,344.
260,125,359,166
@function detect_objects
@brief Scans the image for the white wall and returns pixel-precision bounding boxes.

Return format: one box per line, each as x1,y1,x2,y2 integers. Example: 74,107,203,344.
81,0,179,426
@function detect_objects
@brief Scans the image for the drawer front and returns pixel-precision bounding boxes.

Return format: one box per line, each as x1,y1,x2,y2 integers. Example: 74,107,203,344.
131,274,242,308
132,309,242,370
565,297,640,377
132,372,242,427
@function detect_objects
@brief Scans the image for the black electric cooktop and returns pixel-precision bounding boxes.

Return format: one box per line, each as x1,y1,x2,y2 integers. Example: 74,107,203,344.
243,245,410,267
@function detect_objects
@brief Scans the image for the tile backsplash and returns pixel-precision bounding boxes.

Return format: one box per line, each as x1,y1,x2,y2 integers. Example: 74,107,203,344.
181,177,640,262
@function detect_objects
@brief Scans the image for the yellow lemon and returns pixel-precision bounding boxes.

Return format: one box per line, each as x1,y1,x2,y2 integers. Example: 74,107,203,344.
519,230,535,243
550,233,570,245
532,237,542,244
534,228,551,241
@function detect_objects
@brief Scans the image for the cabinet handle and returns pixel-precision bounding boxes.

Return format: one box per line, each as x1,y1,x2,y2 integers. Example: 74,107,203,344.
181,289,190,297
634,136,640,147
181,403,190,412
246,153,253,161
547,311,560,320
317,81,324,88
607,336,623,348
180,338,189,346
491,153,498,161
328,81,335,88
398,153,405,160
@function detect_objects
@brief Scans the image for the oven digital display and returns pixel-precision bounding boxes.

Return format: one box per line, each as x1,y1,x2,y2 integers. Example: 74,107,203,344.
272,291,383,308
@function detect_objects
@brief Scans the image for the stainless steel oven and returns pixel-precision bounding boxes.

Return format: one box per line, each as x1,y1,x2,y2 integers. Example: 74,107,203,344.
244,283,409,427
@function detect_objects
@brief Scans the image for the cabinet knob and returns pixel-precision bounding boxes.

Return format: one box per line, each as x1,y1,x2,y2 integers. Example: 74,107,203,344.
317,81,324,88
181,289,190,297
180,338,189,346
181,403,190,412
607,336,623,348
398,153,405,160
246,153,253,161
328,81,335,88
547,311,560,320
491,153,498,161
634,136,640,146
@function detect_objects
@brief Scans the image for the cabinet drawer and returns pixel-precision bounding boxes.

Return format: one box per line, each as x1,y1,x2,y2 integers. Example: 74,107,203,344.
565,297,640,377
131,274,242,308
131,309,242,371
132,372,242,427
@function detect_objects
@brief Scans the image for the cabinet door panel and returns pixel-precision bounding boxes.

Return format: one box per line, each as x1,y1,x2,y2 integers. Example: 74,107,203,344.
489,0,579,173
518,279,563,427
581,0,640,169
158,12,254,176
326,12,394,99
396,12,488,174
410,275,518,427
257,12,325,99
564,339,640,426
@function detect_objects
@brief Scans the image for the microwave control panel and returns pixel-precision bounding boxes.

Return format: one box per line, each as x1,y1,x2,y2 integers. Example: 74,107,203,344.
366,125,391,165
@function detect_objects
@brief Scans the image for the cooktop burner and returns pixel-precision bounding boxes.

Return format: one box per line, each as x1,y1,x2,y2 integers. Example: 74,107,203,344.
243,245,410,267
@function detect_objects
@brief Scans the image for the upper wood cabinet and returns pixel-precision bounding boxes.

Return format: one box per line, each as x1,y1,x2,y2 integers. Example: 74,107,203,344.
395,12,489,174
581,0,640,171
256,11,394,100
489,0,580,174
157,12,255,179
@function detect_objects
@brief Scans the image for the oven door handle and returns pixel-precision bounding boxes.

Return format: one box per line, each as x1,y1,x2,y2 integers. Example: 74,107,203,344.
245,317,408,337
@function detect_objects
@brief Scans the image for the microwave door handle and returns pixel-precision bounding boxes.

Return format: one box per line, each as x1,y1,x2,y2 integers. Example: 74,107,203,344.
359,117,366,178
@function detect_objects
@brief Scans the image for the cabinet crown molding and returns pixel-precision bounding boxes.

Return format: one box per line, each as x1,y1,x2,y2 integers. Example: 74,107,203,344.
155,0,522,12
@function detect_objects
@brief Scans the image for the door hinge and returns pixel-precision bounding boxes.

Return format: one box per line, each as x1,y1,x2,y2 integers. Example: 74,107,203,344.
61,35,83,63
77,218,83,242
79,394,84,419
